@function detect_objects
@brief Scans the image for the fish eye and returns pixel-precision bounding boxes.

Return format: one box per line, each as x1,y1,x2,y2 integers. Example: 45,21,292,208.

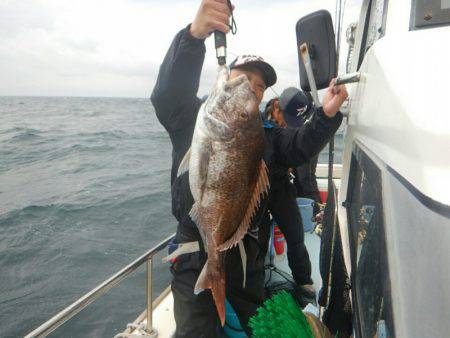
240,111,248,120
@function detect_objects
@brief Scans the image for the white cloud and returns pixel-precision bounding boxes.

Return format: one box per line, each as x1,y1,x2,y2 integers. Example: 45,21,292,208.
0,0,361,98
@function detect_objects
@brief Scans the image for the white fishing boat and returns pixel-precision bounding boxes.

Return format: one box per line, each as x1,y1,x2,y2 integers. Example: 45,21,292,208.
25,0,450,337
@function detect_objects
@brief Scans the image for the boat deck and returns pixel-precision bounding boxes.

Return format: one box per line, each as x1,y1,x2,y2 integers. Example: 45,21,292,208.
118,173,341,337
120,231,323,338
271,232,323,291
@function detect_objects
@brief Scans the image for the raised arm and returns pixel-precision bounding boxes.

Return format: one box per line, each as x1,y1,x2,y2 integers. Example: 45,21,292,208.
273,80,348,167
150,25,205,134
273,108,342,166
151,0,232,135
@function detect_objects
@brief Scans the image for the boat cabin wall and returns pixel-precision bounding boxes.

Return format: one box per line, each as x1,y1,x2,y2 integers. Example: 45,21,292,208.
334,0,450,337
341,0,450,205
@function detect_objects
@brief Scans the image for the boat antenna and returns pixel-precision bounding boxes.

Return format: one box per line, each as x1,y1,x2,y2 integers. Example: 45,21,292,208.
328,0,345,194
323,0,346,312
335,0,347,63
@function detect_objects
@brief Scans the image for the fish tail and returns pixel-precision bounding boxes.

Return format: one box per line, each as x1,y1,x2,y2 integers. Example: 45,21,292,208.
211,274,226,326
194,260,226,326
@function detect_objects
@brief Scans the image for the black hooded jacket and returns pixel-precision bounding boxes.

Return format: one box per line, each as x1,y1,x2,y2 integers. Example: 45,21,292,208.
151,25,342,257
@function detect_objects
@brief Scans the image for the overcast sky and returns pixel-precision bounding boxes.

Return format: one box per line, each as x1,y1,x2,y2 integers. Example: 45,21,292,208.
0,0,361,99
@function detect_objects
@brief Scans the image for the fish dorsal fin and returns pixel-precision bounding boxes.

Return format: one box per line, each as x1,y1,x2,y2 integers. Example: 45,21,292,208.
177,147,191,177
217,160,269,252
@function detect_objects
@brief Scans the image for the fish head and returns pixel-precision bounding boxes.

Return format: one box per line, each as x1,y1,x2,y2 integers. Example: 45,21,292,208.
205,67,261,139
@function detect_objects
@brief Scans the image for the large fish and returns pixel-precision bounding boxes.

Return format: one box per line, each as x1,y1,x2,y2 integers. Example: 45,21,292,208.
177,66,269,325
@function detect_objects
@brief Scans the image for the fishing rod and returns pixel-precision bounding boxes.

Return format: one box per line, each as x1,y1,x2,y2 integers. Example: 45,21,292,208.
323,0,354,317
215,31,227,66
214,0,237,66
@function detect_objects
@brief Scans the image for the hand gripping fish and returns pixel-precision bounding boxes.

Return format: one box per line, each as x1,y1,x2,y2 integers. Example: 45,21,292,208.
177,66,269,326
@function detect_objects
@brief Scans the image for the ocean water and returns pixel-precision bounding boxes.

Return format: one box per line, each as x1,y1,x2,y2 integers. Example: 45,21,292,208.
0,96,343,338
0,96,175,338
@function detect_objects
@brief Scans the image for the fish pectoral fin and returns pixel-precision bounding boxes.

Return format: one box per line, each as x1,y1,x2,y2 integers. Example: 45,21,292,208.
204,113,232,140
189,202,199,224
189,203,207,252
194,263,211,295
217,160,270,251
177,147,191,177
162,241,199,263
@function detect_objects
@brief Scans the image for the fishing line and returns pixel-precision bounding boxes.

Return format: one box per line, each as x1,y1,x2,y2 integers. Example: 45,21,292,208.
341,0,347,24
226,2,282,100
227,0,237,34
269,87,279,97
334,0,339,32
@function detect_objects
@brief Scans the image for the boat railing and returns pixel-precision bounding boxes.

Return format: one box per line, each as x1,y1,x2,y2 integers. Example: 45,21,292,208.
316,163,342,179
24,233,176,338
24,166,341,338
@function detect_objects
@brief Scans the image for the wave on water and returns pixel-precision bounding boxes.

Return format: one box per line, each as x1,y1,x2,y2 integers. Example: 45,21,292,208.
0,96,175,338
75,130,129,140
3,127,44,141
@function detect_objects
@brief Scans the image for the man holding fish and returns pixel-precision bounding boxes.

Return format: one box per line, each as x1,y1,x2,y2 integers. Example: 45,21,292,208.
151,0,348,336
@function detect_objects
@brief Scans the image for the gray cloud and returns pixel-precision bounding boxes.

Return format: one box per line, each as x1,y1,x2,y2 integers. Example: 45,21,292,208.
0,0,359,98
0,1,55,38
63,38,99,54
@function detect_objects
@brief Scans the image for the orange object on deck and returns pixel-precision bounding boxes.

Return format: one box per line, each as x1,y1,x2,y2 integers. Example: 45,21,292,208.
319,190,328,203
274,232,285,255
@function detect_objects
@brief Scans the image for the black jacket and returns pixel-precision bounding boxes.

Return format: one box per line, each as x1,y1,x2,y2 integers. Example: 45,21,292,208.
151,25,342,254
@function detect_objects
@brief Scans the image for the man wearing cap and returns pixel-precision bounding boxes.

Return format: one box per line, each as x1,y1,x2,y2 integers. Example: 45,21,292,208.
150,1,347,336
262,90,319,304
280,88,323,206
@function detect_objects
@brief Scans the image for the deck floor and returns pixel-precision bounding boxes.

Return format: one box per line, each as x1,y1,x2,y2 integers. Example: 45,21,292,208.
270,232,323,291
126,231,322,337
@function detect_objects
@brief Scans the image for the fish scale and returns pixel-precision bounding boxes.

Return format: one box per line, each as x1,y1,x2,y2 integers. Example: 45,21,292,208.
177,66,269,326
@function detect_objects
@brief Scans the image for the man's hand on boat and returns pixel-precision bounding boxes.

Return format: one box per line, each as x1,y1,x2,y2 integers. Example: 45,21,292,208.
323,79,348,118
190,0,234,39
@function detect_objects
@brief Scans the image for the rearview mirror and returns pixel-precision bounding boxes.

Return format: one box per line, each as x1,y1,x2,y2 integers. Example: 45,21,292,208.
296,10,337,91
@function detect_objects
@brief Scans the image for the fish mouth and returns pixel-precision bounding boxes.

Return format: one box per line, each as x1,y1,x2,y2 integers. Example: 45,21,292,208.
224,74,250,92
224,74,257,105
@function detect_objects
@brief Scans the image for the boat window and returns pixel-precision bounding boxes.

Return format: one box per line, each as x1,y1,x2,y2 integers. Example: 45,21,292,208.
357,0,389,69
345,146,394,337
318,125,345,165
411,0,450,29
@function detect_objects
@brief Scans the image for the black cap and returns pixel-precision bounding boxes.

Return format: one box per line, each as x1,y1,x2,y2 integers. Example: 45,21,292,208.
229,55,277,88
279,87,310,128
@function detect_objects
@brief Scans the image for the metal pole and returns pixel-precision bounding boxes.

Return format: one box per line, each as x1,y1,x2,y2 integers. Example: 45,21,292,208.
326,184,339,308
299,43,322,108
146,258,154,334
25,233,174,338
335,72,361,86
